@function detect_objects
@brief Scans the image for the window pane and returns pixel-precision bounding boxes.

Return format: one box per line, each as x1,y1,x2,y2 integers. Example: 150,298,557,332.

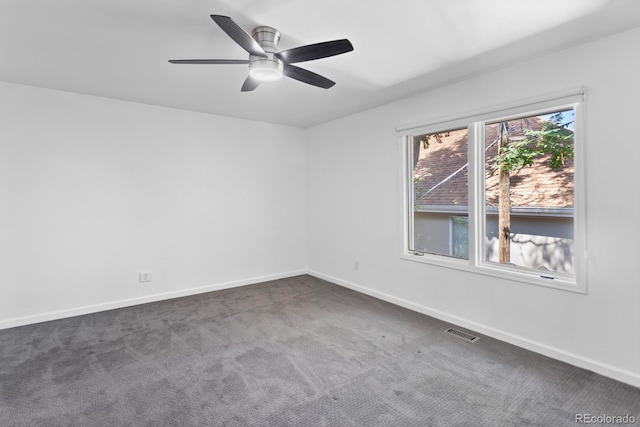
484,109,574,274
411,128,469,258
451,216,469,259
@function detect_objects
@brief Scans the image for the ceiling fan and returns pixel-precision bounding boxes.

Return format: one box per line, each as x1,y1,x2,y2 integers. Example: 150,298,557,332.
169,15,354,92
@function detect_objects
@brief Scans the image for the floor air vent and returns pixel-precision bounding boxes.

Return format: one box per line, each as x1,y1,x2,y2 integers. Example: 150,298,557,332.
445,328,479,343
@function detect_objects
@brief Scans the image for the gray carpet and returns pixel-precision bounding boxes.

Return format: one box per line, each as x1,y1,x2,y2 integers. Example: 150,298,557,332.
1,275,638,426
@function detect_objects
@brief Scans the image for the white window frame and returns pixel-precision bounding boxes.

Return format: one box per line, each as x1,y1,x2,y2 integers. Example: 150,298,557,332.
398,88,587,293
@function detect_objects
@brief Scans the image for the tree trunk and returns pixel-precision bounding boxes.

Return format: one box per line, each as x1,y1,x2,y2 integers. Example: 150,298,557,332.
498,124,511,264
412,139,421,170
498,167,511,263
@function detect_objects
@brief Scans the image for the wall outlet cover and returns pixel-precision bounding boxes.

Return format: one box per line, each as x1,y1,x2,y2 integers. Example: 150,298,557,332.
139,271,152,283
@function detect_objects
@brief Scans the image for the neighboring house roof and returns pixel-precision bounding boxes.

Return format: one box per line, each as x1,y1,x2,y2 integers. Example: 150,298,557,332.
414,120,574,210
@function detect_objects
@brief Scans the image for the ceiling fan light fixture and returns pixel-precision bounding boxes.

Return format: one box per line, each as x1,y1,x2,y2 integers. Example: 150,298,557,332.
170,15,353,91
249,58,283,81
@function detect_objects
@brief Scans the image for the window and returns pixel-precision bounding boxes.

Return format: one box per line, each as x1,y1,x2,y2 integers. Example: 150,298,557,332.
400,90,586,292
410,128,468,258
483,110,575,274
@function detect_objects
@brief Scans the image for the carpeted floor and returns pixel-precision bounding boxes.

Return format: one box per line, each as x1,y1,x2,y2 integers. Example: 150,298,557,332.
0,275,638,426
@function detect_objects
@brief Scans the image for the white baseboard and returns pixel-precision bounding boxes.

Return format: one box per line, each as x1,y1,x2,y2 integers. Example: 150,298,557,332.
307,270,640,389
0,270,307,330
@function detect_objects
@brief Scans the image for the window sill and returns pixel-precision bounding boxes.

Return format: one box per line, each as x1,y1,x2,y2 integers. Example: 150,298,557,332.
400,252,585,294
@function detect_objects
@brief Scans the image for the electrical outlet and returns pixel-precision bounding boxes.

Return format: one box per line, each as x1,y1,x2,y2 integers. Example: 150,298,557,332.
355,261,359,271
139,271,152,283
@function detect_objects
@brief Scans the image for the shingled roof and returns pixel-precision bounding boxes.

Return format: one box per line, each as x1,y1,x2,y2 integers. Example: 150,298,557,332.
414,119,574,210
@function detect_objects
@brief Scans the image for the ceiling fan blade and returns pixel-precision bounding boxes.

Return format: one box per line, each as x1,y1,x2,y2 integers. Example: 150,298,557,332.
241,75,261,92
210,15,267,58
283,64,335,89
276,39,353,64
168,59,250,65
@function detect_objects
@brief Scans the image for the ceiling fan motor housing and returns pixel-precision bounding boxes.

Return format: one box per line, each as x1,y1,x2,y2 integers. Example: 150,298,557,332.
249,26,283,81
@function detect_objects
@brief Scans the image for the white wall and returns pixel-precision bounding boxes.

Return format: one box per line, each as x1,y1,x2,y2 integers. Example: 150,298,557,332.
307,27,640,386
0,82,307,327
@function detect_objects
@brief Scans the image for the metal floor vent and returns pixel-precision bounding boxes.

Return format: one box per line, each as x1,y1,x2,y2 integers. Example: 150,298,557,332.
445,328,479,343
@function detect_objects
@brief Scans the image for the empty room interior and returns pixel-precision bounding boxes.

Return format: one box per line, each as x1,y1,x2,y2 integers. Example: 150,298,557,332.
1,0,640,425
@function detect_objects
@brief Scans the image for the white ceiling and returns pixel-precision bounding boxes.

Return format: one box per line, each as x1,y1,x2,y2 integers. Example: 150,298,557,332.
2,0,640,127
